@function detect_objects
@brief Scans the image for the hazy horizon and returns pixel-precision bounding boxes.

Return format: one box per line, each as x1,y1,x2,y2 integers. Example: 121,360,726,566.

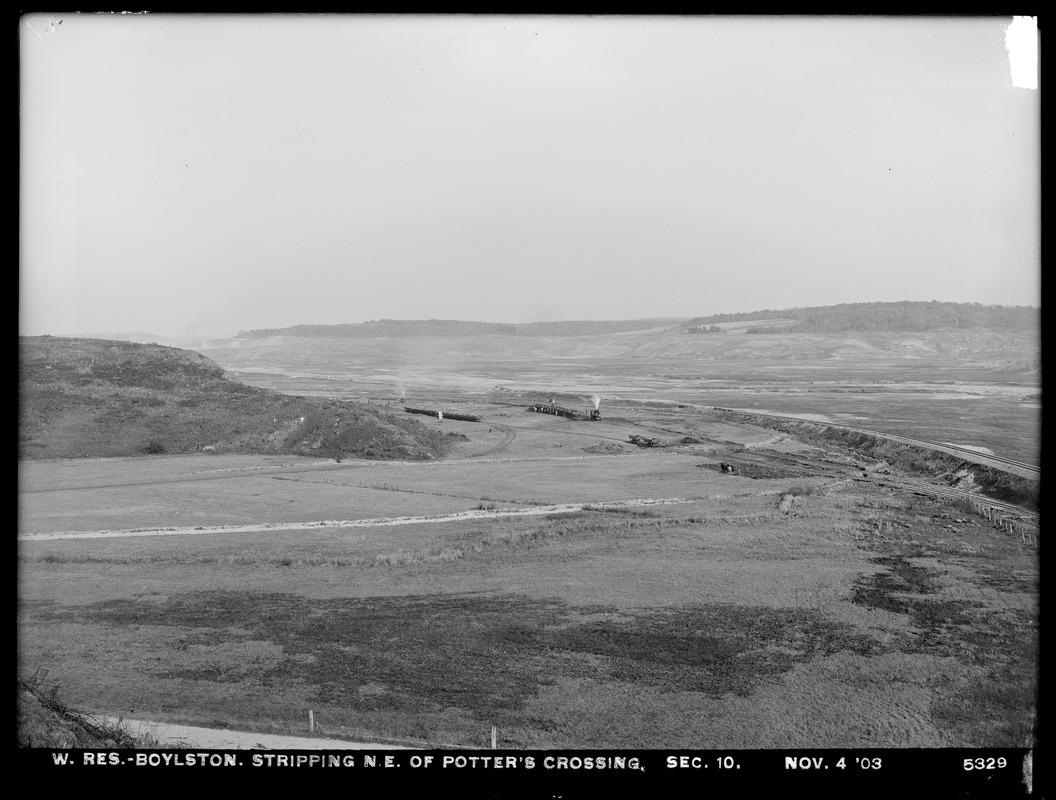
21,15,1039,339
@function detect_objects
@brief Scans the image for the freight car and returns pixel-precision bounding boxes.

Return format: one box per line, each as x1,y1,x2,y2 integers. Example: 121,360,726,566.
442,412,482,422
404,407,481,422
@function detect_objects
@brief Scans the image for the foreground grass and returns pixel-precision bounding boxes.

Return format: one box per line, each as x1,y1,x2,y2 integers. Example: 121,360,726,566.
17,678,175,748
18,487,1037,750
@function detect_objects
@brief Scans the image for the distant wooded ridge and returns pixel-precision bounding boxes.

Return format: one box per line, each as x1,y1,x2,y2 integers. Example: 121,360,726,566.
684,302,1038,334
234,303,1038,340
236,319,681,339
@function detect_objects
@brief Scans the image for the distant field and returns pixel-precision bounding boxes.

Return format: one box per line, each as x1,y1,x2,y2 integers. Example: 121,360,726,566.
223,370,1040,466
199,326,1039,467
19,400,1037,749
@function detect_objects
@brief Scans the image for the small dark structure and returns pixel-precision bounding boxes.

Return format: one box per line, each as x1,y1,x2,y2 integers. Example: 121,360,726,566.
720,462,737,474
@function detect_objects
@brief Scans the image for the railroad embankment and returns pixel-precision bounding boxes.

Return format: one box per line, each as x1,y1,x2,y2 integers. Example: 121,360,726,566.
713,410,1039,511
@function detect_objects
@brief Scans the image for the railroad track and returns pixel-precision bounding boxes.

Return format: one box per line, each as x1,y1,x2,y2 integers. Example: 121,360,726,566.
901,437,1038,475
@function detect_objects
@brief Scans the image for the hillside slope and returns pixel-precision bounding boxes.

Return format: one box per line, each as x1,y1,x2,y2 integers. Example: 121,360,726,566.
205,326,1039,375
18,337,449,461
684,301,1038,333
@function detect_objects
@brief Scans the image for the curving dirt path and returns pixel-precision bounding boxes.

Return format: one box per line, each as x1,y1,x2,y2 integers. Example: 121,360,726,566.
458,423,516,458
18,497,702,541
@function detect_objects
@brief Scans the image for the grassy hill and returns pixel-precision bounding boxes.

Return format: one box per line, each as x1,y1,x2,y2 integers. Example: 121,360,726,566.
18,337,449,461
684,301,1038,334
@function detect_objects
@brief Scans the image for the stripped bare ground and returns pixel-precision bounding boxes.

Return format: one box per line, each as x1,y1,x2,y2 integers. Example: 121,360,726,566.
18,400,1038,750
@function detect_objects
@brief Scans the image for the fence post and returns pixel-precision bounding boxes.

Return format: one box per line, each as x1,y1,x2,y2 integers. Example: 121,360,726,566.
309,710,314,734
492,726,497,750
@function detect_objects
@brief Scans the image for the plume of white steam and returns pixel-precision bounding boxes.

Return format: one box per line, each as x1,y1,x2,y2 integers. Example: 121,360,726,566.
591,395,601,410
438,411,443,420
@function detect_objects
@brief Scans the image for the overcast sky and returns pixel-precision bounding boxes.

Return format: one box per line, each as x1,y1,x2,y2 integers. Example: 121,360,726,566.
20,14,1039,338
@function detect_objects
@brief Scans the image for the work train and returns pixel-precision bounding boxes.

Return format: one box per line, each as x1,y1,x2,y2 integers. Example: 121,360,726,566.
527,404,601,421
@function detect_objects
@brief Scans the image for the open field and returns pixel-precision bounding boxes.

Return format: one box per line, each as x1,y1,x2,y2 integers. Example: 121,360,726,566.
18,393,1038,749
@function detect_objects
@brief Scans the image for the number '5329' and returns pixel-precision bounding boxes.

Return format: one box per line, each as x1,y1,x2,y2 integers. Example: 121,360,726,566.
964,757,1007,770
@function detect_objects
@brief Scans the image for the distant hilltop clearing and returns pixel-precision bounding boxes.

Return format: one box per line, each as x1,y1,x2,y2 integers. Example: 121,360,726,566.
684,301,1037,335
18,337,449,461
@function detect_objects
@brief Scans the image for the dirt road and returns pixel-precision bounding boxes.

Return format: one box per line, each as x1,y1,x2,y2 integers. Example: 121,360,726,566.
105,718,417,749
18,497,701,541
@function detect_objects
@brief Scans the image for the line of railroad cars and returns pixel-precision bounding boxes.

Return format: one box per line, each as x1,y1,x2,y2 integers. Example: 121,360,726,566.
527,404,601,420
404,406,482,422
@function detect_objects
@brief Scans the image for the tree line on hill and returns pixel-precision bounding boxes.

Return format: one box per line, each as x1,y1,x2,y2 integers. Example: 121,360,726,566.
684,302,1038,334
